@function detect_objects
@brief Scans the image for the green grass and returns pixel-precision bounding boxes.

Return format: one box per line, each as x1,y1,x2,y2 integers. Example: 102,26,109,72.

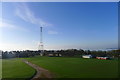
0,59,2,78
27,56,119,78
2,56,119,78
2,58,35,79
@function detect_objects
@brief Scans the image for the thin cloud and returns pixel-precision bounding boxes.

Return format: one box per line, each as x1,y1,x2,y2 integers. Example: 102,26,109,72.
48,30,58,35
0,19,29,32
0,22,16,28
0,43,38,51
15,3,52,27
32,40,40,45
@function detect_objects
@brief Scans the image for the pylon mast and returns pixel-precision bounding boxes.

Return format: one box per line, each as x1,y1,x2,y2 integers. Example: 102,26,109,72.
39,27,44,55
40,27,42,43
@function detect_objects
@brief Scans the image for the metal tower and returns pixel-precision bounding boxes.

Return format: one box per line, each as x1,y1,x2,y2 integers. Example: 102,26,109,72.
38,27,44,56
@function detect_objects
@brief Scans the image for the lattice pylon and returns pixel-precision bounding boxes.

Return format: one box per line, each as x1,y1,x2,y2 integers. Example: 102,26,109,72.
38,27,44,56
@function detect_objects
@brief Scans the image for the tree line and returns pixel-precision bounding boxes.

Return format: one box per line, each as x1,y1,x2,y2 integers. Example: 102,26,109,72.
1,49,120,59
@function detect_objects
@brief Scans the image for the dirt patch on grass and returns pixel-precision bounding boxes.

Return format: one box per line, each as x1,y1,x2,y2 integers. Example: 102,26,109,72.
23,60,54,80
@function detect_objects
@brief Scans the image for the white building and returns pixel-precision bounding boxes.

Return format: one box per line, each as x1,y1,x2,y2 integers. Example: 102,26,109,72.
82,55,92,58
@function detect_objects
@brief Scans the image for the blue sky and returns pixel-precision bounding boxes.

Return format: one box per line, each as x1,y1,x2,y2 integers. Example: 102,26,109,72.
0,2,118,51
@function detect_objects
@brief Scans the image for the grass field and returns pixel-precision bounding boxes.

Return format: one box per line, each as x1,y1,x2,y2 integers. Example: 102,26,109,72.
2,59,35,79
2,56,119,78
27,56,119,78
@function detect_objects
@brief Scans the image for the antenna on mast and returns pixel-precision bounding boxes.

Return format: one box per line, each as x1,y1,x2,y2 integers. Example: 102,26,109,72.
38,26,44,56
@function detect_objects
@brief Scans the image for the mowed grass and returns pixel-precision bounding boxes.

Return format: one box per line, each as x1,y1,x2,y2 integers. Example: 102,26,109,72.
2,59,35,79
27,56,118,78
0,59,2,78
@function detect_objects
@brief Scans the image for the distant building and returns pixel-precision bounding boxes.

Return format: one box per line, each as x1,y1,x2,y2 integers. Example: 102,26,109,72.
0,51,2,59
82,55,93,58
48,53,62,57
96,57,110,60
40,53,43,56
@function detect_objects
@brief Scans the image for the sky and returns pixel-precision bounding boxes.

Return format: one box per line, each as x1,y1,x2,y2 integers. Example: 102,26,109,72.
0,2,118,51
1,0,120,2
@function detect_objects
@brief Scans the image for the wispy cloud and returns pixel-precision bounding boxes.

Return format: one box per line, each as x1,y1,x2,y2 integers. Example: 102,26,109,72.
48,30,58,35
15,3,52,27
0,43,38,51
0,19,28,32
32,40,40,45
0,22,16,28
